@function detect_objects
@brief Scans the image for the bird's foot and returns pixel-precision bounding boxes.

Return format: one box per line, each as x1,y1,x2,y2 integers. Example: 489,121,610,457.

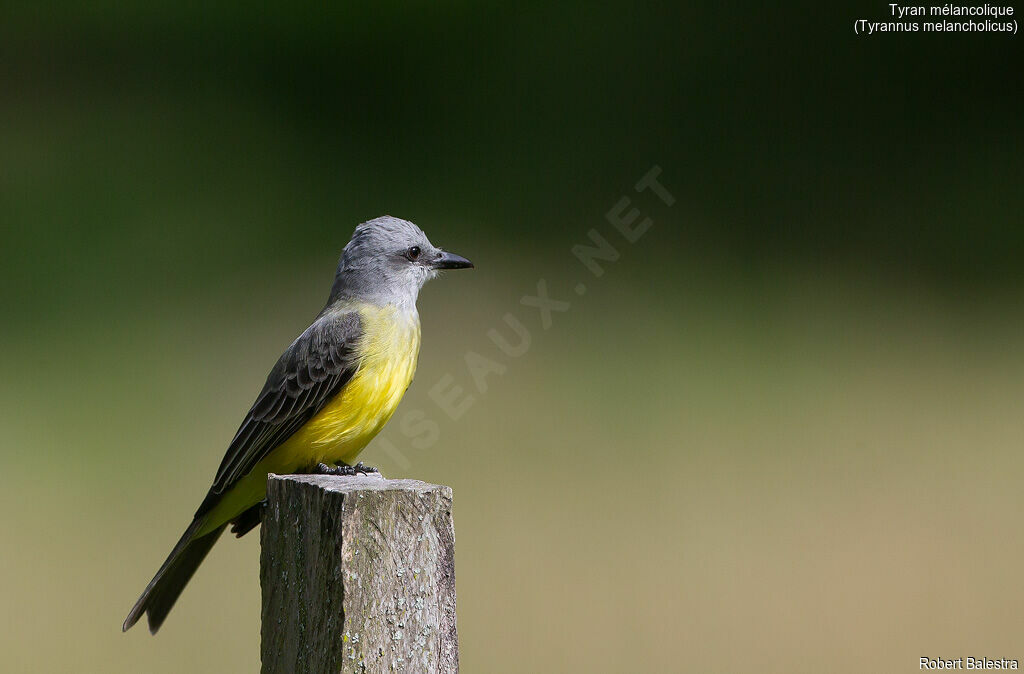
315,461,381,477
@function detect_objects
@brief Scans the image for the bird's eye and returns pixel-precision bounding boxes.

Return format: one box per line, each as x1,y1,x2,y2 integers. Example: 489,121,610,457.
407,246,421,260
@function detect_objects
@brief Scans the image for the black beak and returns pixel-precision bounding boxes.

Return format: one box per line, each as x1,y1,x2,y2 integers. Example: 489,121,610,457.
432,250,474,270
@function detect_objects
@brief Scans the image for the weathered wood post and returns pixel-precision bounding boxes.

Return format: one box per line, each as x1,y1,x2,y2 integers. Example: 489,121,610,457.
260,474,458,673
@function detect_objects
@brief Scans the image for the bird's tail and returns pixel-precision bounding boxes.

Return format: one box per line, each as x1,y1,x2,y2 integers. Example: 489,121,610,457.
122,518,227,634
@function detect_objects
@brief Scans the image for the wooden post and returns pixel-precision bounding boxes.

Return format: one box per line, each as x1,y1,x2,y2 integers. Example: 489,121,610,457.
260,474,458,673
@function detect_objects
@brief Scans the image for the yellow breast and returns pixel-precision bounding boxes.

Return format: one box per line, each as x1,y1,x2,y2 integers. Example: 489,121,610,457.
289,302,421,466
203,303,421,531
298,303,421,465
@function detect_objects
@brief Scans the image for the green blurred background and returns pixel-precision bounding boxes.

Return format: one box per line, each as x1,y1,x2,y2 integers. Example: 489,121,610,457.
2,3,1022,672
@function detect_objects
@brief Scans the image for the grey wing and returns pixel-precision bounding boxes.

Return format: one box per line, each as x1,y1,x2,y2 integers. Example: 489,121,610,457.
201,310,363,506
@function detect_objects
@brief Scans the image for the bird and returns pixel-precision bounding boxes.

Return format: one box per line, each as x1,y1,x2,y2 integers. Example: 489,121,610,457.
123,216,473,634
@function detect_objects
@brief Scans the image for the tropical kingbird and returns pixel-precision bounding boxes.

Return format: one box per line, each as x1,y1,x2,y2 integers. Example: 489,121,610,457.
123,216,473,634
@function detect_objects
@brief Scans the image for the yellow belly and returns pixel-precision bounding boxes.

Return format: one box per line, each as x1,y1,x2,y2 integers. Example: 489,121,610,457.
200,303,420,533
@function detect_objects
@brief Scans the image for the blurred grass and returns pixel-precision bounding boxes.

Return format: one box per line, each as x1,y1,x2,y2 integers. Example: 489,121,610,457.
2,246,1023,672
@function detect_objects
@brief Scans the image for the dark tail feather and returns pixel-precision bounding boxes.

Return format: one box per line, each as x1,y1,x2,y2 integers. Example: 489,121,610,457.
123,519,227,634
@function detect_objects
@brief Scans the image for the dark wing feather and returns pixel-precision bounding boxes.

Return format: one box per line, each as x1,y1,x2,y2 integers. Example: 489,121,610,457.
199,310,363,510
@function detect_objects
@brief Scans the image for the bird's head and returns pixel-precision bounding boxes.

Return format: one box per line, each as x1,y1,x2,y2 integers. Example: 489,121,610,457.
331,215,473,306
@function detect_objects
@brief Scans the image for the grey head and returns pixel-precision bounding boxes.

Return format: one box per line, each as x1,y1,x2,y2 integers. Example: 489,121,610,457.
328,215,473,308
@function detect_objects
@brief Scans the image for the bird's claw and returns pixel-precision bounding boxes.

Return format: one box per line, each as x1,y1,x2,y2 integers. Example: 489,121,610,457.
352,462,380,475
315,461,381,477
